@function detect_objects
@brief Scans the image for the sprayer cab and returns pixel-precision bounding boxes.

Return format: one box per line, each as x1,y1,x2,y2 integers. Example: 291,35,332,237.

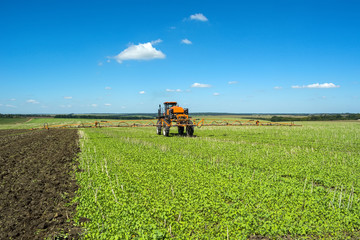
158,102,189,119
156,102,193,136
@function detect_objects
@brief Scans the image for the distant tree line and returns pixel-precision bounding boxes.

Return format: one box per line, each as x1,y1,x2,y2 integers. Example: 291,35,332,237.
270,114,360,122
2,113,359,121
191,112,248,116
0,114,52,118
54,114,155,120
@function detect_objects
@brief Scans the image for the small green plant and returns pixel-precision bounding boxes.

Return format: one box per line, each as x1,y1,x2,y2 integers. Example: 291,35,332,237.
73,121,360,239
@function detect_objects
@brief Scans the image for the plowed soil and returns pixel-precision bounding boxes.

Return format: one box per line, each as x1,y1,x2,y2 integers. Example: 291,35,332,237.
0,129,81,239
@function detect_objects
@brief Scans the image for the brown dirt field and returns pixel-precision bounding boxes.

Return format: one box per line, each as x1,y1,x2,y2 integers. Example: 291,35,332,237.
0,129,82,239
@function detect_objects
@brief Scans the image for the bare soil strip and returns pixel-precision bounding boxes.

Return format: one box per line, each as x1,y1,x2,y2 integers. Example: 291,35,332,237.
0,129,81,239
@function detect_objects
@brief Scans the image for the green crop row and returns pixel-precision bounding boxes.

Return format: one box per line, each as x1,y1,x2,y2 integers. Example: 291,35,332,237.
74,122,360,239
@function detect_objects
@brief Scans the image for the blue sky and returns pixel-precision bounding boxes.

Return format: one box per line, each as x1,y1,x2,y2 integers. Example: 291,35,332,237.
1,0,359,114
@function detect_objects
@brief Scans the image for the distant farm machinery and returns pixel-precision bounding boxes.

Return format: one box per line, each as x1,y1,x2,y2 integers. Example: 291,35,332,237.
155,102,298,136
156,101,194,136
36,102,300,134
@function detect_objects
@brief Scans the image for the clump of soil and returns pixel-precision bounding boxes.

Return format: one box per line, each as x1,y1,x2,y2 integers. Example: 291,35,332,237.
0,129,82,239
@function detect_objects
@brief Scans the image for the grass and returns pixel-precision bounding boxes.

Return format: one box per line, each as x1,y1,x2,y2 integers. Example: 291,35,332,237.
0,117,30,125
0,118,117,130
2,116,359,238
73,120,360,239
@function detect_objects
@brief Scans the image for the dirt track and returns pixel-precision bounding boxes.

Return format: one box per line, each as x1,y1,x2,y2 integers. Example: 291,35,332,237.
0,129,81,239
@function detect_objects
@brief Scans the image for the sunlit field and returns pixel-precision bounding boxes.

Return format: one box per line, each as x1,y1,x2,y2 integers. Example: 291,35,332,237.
72,120,360,239
0,118,115,130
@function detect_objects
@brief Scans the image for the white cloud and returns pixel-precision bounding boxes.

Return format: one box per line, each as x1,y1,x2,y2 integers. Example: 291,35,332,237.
10,98,16,101
6,104,16,108
166,89,182,92
228,81,238,84
274,86,282,90
64,96,72,99
60,104,72,108
190,13,208,22
98,61,103,66
0,103,2,106
114,40,165,63
104,103,111,106
170,26,176,30
105,86,112,90
121,106,126,109
26,99,39,104
139,91,145,94
292,83,340,89
91,104,98,107
106,59,111,63
151,39,162,45
213,92,220,96
191,83,211,88
181,39,192,45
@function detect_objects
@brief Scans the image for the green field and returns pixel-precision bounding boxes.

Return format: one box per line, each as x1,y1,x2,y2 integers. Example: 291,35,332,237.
2,118,359,239
0,118,115,130
0,117,30,125
72,121,359,239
